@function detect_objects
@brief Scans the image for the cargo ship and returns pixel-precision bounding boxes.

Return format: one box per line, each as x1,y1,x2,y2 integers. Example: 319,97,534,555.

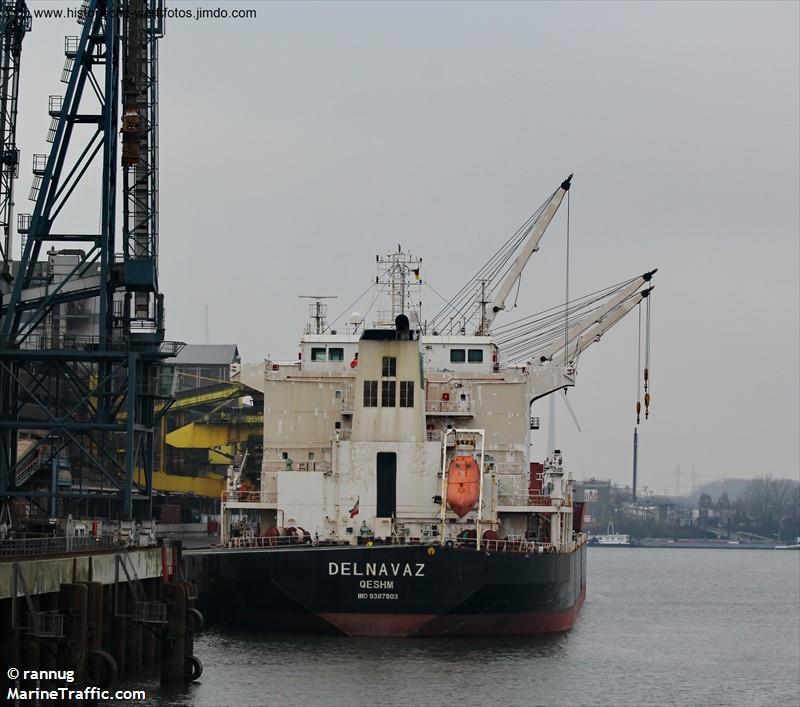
192,176,655,637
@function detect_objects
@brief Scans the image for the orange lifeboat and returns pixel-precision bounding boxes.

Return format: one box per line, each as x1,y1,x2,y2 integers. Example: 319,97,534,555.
446,454,480,517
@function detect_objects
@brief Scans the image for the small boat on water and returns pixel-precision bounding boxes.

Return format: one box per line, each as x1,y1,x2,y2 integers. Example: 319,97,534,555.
589,522,631,546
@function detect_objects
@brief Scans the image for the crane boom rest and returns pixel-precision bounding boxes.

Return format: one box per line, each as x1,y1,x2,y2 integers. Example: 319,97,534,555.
479,174,572,334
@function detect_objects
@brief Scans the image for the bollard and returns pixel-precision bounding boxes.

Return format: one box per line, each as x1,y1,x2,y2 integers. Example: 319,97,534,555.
160,582,186,685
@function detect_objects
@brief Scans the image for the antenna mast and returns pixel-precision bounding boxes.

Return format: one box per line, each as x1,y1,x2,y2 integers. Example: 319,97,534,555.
300,295,337,334
375,247,422,327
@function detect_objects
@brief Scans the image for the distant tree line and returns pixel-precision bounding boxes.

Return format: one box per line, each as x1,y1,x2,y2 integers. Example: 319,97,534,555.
731,476,799,541
679,476,798,541
597,476,799,542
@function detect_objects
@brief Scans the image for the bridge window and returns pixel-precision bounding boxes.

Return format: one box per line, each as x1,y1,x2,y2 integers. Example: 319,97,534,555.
382,356,396,377
363,380,378,407
450,349,466,363
329,347,344,361
400,381,414,408
381,380,396,407
311,347,326,361
468,349,484,363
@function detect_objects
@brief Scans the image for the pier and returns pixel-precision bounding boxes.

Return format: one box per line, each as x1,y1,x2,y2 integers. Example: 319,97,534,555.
0,539,203,695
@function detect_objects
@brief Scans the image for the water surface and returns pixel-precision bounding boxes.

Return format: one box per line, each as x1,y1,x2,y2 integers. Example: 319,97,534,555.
124,548,800,706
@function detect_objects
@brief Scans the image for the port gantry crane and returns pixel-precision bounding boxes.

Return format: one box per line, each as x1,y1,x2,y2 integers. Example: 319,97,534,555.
0,0,179,520
0,0,30,279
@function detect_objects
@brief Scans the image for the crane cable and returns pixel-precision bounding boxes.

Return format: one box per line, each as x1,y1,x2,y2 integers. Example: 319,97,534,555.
644,293,652,419
564,187,571,361
636,303,642,425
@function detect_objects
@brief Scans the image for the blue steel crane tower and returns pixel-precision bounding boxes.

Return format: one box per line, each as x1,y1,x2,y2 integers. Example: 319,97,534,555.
0,0,180,520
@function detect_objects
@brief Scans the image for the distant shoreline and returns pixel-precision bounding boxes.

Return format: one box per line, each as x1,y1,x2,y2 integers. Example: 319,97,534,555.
589,542,800,550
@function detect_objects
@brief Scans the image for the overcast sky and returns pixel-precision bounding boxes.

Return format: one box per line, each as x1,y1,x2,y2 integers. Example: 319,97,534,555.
16,1,799,492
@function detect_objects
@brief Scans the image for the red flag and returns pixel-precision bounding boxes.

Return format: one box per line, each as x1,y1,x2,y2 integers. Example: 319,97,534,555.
348,497,360,518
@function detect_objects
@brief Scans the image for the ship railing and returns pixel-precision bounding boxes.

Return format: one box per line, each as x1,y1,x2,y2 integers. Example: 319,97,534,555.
385,535,558,555
475,538,556,555
454,537,556,554
0,534,118,558
223,534,307,549
262,460,332,473
425,400,474,414
497,494,574,508
334,429,441,442
341,393,354,414
221,490,277,503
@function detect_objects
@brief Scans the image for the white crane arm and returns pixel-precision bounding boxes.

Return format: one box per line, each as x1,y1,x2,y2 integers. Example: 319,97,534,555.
483,175,573,332
532,270,656,365
560,287,652,366
526,271,655,402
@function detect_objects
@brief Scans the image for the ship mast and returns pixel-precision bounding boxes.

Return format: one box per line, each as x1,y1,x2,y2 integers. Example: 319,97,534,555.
375,247,422,327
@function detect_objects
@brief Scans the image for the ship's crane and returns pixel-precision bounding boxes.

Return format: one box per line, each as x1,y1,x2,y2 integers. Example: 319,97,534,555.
525,270,656,402
429,174,572,336
479,175,572,334
0,0,31,279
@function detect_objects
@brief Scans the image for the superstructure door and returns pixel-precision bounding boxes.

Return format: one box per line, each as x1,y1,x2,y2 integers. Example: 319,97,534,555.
376,452,397,518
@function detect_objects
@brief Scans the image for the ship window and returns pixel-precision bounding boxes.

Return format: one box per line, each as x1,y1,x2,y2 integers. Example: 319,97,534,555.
450,349,466,363
311,347,326,361
400,381,414,408
329,347,344,361
381,380,396,407
468,349,484,363
281,452,288,460
335,389,342,400
308,451,315,461
382,356,397,377
363,380,378,407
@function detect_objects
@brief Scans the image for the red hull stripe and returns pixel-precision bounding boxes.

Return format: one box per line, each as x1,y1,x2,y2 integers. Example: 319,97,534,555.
318,585,587,637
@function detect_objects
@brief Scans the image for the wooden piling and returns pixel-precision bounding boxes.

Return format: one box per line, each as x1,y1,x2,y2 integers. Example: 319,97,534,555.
109,583,127,677
57,582,88,683
141,578,156,666
125,583,143,674
160,581,186,685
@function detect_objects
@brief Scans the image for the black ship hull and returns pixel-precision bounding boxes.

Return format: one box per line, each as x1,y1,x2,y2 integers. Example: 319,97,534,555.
191,543,587,637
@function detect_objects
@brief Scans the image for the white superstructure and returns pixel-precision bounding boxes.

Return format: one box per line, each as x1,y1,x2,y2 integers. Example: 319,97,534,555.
221,178,655,554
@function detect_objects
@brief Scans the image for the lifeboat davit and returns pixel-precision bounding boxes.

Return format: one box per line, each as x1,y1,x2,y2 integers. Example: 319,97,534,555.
446,455,480,517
